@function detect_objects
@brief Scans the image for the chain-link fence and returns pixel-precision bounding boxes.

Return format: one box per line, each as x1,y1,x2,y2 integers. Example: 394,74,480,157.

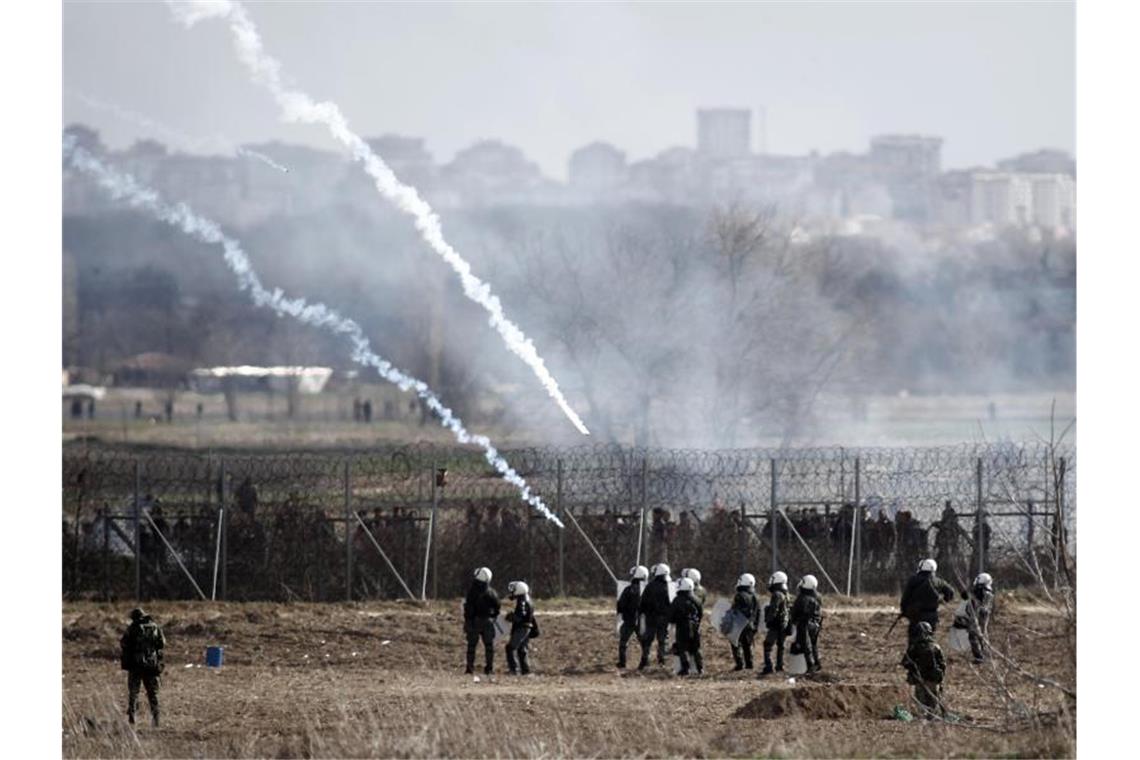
62,441,1075,602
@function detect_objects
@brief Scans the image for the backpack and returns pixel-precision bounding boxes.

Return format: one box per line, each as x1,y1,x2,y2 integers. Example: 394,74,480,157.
133,621,164,672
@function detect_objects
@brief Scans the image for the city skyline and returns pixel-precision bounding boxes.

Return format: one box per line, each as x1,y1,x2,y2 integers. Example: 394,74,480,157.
64,2,1074,181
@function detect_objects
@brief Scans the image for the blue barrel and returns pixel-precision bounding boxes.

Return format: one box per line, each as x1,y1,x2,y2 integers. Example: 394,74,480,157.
205,646,224,668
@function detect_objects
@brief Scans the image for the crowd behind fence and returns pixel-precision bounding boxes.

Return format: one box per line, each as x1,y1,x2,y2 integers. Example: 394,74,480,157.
62,442,1075,602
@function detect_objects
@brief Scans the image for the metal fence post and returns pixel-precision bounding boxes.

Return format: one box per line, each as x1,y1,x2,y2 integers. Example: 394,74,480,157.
976,457,985,575
431,463,440,600
134,459,141,601
739,501,747,574
1026,500,1035,565
219,458,227,601
344,459,352,601
424,461,438,600
639,457,648,566
854,457,862,596
770,458,778,573
556,458,565,597
101,506,109,601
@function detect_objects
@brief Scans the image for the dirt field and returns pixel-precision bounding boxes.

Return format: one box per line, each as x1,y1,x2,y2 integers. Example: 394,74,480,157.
62,595,1075,758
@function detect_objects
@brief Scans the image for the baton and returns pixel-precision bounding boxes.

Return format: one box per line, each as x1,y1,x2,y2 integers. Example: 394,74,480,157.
885,613,905,639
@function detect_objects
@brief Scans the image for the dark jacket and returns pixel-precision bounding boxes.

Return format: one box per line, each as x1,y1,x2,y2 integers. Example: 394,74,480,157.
902,633,946,683
790,588,823,632
900,571,956,621
506,596,535,633
120,616,165,673
669,591,703,645
732,586,761,630
464,580,501,622
764,587,790,632
639,576,673,621
617,580,642,625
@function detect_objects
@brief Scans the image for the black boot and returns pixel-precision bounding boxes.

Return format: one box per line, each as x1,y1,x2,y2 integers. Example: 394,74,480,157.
775,648,785,672
519,650,530,676
693,651,703,676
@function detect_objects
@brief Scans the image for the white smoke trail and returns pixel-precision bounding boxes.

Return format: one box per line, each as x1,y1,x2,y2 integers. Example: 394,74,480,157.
236,147,289,173
63,134,563,528
167,0,591,436
68,90,290,173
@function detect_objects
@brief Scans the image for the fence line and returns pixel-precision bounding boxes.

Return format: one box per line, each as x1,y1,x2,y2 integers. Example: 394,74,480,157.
61,442,1075,601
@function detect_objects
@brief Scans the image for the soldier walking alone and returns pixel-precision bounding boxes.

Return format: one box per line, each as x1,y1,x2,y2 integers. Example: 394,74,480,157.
119,608,165,727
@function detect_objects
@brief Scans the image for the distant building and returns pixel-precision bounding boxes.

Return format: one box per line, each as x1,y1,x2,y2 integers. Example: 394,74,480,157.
1030,174,1076,229
366,134,436,189
868,134,943,222
997,148,1075,177
697,109,752,160
441,139,546,204
568,142,627,195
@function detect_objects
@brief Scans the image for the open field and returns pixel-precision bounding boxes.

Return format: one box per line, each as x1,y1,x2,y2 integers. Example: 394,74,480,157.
63,595,1074,758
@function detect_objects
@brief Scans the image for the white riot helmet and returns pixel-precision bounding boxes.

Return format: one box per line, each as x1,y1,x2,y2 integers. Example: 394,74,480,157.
681,568,702,586
677,577,695,592
507,580,530,598
737,573,756,589
974,572,993,589
473,567,492,583
799,575,819,591
918,558,937,573
630,565,649,581
768,571,788,588
654,563,671,578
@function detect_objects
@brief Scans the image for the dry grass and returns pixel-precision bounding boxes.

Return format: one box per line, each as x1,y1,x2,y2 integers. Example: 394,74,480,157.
63,596,1074,758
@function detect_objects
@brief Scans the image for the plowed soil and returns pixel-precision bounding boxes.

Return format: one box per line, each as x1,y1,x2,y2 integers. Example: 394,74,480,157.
62,595,1075,758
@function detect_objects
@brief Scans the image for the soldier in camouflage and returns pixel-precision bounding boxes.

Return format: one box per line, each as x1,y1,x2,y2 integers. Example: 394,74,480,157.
965,572,995,663
119,608,165,727
901,621,947,718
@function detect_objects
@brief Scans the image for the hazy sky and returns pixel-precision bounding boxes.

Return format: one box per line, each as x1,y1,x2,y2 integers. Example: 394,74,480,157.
64,1,1075,179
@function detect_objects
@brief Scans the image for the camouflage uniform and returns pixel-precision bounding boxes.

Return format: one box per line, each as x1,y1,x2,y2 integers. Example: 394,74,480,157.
790,587,823,672
637,576,673,668
504,595,535,675
668,590,704,675
616,580,645,668
900,570,956,639
119,609,165,726
761,586,791,673
464,580,501,674
966,584,994,662
901,627,946,718
730,585,761,670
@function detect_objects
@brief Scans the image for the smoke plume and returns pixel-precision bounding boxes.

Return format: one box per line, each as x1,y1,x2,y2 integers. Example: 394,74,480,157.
63,133,563,527
167,0,590,436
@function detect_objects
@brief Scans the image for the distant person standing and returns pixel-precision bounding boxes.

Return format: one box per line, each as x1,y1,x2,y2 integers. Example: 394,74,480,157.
637,563,674,669
616,565,648,669
790,575,824,673
900,558,957,639
669,577,704,676
761,571,791,675
965,573,995,663
119,608,165,727
463,566,501,675
504,581,537,675
729,573,760,671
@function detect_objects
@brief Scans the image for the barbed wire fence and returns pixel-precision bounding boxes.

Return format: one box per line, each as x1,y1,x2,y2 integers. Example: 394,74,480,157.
62,441,1075,602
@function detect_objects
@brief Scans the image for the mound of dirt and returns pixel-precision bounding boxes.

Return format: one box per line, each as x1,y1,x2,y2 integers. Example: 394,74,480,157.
732,684,906,720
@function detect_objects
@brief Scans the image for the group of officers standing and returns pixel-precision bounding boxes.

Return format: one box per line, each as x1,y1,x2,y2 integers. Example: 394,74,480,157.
460,555,995,720
109,557,995,729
